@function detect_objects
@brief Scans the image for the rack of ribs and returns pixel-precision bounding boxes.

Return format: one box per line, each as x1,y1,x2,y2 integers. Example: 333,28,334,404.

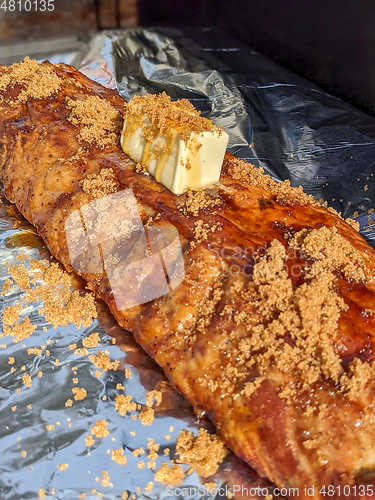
1,58,375,499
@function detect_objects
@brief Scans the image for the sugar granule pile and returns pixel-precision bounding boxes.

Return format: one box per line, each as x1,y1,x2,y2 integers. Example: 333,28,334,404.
125,92,223,145
79,168,119,200
66,95,122,149
1,259,97,337
175,428,229,477
0,57,61,104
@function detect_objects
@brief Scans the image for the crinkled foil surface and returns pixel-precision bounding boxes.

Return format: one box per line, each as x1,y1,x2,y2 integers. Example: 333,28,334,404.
1,26,375,500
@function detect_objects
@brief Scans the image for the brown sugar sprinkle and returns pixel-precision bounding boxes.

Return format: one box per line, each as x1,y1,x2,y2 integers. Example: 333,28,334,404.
192,220,221,243
175,428,228,477
154,462,185,486
82,332,100,348
178,189,223,217
195,238,372,405
364,308,375,318
147,438,160,460
22,374,32,388
8,260,97,330
139,407,155,426
89,350,119,372
226,156,318,206
72,387,87,401
75,348,88,357
144,213,162,228
58,464,69,471
1,278,13,296
79,168,119,200
0,57,61,103
40,285,96,330
125,92,223,145
135,162,148,174
180,157,192,171
339,357,375,400
345,217,360,231
91,420,110,439
1,317,37,343
28,348,42,356
289,226,373,282
132,447,144,458
2,305,21,326
111,448,127,465
101,470,113,488
114,394,137,416
9,264,30,290
145,482,154,494
85,434,95,447
145,390,162,408
194,275,225,335
66,95,122,149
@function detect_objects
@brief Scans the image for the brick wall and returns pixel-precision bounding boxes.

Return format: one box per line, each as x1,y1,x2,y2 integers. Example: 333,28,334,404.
0,0,137,43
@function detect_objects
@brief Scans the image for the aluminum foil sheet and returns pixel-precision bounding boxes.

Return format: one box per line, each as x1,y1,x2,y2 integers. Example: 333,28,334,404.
2,26,375,500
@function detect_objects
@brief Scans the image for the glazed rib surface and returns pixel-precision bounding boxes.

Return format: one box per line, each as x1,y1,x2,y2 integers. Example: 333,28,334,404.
1,60,375,499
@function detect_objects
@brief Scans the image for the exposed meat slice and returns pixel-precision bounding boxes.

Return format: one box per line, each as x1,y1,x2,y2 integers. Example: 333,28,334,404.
1,58,375,499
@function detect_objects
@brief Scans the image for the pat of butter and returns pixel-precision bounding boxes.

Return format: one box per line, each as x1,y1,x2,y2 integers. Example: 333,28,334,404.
121,92,229,195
